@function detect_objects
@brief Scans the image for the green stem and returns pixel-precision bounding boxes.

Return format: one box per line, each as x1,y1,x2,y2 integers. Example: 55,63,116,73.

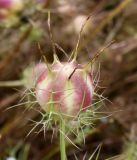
60,119,67,160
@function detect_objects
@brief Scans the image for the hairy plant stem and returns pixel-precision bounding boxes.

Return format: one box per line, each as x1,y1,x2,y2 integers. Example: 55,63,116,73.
60,119,67,160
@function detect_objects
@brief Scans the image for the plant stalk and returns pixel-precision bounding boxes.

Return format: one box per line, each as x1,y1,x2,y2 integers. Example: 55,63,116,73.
0,80,25,87
60,119,67,160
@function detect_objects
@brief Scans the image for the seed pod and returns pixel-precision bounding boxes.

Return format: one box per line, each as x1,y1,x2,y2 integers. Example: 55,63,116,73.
0,0,12,9
35,59,94,117
0,0,23,11
0,0,23,21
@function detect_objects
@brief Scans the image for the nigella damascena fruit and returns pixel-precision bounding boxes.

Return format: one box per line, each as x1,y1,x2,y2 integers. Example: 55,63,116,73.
0,0,12,8
0,0,23,20
0,0,23,10
35,58,94,117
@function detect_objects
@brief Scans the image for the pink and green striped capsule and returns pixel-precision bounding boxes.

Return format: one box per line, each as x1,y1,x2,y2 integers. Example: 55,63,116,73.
35,58,94,118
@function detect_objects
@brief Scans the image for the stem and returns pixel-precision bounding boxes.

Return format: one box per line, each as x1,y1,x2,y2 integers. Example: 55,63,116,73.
0,80,25,87
60,119,67,160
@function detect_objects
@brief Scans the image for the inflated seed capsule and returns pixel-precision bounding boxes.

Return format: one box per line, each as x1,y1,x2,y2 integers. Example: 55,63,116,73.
0,0,23,21
35,57,94,117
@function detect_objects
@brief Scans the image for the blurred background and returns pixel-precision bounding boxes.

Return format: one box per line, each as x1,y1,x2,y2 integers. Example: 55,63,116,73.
0,0,137,159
